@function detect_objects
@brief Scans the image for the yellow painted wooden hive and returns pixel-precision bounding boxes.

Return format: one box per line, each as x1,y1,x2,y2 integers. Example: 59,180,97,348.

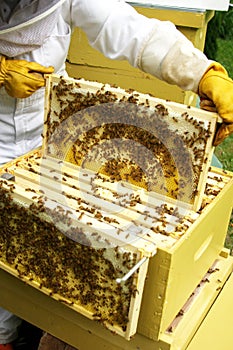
0,75,232,343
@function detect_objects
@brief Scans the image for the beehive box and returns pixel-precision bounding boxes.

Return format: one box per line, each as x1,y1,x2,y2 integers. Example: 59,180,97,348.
1,154,232,342
0,75,232,342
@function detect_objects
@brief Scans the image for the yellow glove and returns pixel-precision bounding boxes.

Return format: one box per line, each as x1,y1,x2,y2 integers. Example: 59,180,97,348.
0,56,54,98
198,62,233,146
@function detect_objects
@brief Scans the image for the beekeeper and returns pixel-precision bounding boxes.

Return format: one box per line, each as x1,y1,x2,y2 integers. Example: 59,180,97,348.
0,0,233,349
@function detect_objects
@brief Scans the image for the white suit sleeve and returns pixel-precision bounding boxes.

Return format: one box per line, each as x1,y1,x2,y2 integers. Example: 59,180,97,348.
70,0,156,67
71,0,211,92
140,28,212,92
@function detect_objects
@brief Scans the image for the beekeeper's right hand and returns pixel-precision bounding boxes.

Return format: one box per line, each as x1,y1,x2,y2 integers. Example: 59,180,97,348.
198,62,233,146
0,56,54,98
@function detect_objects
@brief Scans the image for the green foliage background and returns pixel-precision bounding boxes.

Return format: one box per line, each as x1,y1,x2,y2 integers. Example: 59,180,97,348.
204,4,233,78
204,5,233,252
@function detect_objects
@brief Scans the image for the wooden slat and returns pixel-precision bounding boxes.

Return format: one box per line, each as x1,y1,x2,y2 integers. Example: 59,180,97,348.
15,154,196,239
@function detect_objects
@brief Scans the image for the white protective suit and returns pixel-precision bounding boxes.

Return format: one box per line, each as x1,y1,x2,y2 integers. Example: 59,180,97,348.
0,0,211,344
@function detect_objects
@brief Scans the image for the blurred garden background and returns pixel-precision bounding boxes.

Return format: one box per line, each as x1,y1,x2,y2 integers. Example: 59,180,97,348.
204,2,233,252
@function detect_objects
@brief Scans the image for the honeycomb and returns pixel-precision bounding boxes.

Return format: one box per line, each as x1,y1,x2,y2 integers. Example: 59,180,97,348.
0,175,147,339
44,75,218,211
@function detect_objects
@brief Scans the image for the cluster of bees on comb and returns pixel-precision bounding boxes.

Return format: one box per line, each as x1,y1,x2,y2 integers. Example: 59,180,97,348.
45,78,213,204
0,178,139,333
